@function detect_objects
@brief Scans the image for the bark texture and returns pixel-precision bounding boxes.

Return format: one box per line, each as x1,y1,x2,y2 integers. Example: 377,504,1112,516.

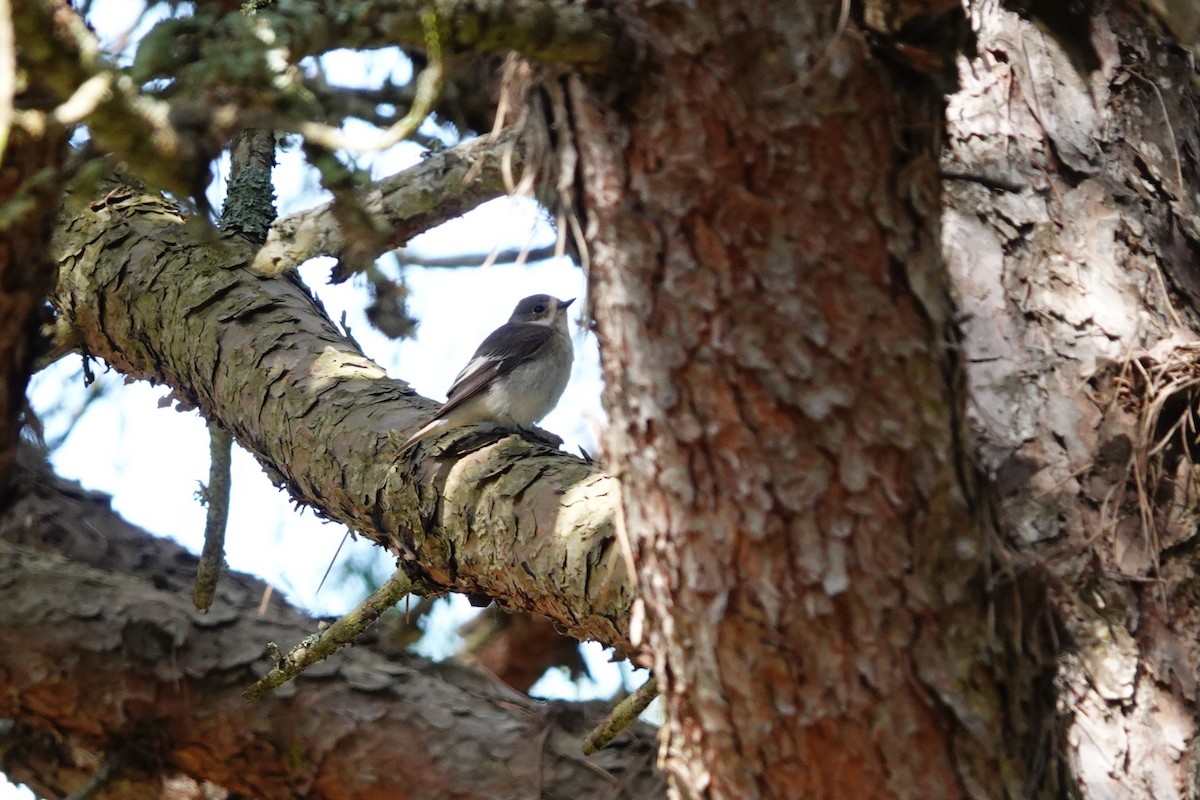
943,4,1200,796
49,183,634,652
571,1,1200,798
252,128,523,276
574,3,1013,798
15,0,627,203
10,0,1200,797
0,448,663,800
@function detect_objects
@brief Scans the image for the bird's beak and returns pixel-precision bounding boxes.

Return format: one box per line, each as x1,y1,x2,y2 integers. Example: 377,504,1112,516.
560,298,576,310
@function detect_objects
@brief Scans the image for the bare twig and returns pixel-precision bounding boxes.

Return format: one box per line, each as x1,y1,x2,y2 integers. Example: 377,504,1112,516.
244,568,425,701
582,676,659,755
63,751,121,800
11,1,208,204
194,426,233,612
298,10,444,153
396,243,561,269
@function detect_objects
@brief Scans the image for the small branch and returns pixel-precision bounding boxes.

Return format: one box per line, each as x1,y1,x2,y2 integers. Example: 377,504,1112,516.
197,120,276,612
582,676,659,755
16,0,626,210
143,0,626,79
396,243,561,269
304,75,418,125
219,129,279,243
297,9,445,154
244,568,425,701
252,127,521,275
193,426,233,613
301,11,446,282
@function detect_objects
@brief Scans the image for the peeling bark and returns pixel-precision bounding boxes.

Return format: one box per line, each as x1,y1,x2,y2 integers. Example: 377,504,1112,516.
10,0,1200,797
943,4,1200,796
49,182,634,652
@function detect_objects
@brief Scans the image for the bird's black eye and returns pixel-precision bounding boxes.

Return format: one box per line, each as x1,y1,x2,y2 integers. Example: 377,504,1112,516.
534,304,546,314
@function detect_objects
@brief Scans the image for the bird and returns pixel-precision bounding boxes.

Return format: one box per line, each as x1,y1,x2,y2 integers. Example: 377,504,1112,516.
400,294,575,451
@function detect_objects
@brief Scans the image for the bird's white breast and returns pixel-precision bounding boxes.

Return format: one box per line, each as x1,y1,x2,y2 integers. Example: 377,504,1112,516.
482,332,573,425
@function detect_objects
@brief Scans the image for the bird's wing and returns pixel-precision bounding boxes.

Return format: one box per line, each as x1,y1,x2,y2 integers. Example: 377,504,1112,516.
431,323,554,421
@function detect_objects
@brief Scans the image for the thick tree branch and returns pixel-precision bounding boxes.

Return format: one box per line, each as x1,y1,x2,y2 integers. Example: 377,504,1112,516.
0,449,662,799
51,182,634,655
253,128,523,275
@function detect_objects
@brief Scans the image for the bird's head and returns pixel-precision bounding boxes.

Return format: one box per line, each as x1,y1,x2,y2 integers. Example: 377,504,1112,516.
509,294,574,330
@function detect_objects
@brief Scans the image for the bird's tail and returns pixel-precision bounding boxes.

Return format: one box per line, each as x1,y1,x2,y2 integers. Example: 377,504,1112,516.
399,417,448,453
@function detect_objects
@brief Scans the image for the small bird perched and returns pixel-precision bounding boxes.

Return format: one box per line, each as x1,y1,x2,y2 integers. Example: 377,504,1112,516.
400,294,575,450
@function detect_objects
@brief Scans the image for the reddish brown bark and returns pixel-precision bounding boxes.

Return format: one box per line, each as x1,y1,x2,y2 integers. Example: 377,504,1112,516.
575,4,1000,798
9,0,1200,797
462,611,587,692
570,2,1200,798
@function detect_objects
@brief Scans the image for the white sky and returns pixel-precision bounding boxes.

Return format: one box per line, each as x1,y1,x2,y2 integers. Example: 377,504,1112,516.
2,3,646,797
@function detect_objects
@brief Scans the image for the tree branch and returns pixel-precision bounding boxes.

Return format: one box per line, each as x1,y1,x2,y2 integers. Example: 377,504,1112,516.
51,181,635,654
244,567,426,701
253,127,524,275
14,0,216,205
18,0,623,206
136,0,628,81
192,425,232,612
396,242,562,269
0,449,662,799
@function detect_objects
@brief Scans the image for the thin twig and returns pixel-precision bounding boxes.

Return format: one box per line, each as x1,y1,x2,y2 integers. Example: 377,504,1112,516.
0,0,12,164
244,568,423,701
582,676,659,755
396,243,561,269
193,426,233,612
316,530,351,595
297,10,445,153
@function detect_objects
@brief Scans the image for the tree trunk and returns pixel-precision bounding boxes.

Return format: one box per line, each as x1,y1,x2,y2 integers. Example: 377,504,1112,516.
8,0,1200,797
574,1,1200,798
0,72,69,500
943,5,1200,797
577,3,1001,797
